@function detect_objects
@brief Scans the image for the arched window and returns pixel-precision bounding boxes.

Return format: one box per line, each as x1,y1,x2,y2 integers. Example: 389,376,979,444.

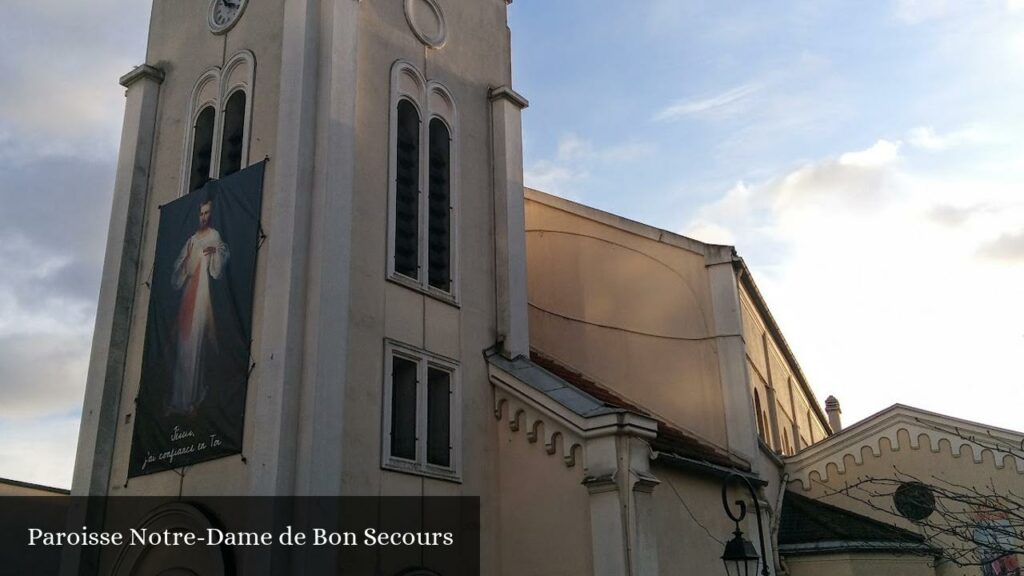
387,62,458,299
763,411,771,445
181,51,254,196
188,106,216,192
754,390,766,441
427,118,451,292
219,90,247,177
394,99,421,279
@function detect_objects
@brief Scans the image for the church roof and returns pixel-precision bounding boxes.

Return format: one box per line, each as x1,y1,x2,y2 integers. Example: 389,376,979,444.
779,491,936,556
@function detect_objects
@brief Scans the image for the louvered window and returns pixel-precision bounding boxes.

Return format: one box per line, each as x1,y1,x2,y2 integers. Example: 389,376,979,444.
394,99,420,279
427,119,451,292
388,64,458,300
219,91,246,177
188,106,216,192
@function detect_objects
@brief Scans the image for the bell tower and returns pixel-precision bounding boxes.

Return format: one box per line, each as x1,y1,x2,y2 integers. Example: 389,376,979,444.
74,0,529,570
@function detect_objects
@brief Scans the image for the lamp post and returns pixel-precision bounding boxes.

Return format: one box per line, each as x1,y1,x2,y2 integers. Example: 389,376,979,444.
720,472,771,576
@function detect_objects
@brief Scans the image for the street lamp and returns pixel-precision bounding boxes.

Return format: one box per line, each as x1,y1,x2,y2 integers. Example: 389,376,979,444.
721,472,771,576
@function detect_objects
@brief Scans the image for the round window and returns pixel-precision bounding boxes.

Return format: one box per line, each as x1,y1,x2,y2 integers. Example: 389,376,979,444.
893,481,936,521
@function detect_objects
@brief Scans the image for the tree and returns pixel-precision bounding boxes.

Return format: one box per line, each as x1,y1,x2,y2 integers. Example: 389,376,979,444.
824,469,1024,573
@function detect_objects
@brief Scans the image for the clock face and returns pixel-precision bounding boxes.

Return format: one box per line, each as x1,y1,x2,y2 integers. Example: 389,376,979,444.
208,0,247,34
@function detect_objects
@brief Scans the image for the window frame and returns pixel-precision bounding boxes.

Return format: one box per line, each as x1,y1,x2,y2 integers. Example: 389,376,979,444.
387,60,459,304
179,50,255,197
381,340,461,482
187,104,218,193
218,87,249,178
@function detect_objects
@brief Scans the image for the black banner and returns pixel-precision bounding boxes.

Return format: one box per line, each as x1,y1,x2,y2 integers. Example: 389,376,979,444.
129,163,265,477
0,496,480,575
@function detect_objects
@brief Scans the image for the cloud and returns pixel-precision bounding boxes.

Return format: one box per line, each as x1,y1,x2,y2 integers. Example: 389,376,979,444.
907,125,992,151
684,140,902,242
685,221,737,246
770,140,901,215
525,160,588,202
978,230,1024,261
893,0,959,23
0,0,148,485
525,133,656,200
0,156,109,431
837,139,901,168
653,84,761,122
927,204,985,227
0,335,90,419
0,1,149,159
682,139,1024,430
683,181,754,245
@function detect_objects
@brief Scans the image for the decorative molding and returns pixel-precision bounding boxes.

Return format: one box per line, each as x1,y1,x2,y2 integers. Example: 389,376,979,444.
786,406,1024,490
582,472,618,494
218,50,256,179
208,0,249,35
488,85,529,109
489,360,657,472
178,50,255,197
494,388,585,468
119,64,165,88
404,0,447,49
632,471,661,494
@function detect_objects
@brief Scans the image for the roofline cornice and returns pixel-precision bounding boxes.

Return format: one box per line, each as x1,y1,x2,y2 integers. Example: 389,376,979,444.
488,360,659,440
785,404,1024,489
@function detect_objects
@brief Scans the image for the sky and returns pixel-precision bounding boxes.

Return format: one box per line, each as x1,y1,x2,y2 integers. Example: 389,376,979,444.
0,0,1021,489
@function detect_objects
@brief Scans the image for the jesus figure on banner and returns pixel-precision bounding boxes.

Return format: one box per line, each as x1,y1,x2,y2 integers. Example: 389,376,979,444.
170,199,229,414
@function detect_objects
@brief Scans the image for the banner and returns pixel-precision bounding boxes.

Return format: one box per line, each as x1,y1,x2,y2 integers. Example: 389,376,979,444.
128,163,265,477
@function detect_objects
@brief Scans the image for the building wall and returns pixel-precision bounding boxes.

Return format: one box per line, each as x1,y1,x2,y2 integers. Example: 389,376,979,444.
786,552,936,576
789,425,1024,575
651,464,794,576
524,192,730,448
494,409,593,576
738,287,828,455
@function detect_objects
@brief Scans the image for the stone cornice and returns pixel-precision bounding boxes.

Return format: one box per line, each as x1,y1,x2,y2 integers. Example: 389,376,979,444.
489,359,658,470
488,85,529,109
786,404,1024,489
119,64,165,88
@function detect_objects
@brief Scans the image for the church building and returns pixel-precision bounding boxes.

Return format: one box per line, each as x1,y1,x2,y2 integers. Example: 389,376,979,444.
70,1,1024,575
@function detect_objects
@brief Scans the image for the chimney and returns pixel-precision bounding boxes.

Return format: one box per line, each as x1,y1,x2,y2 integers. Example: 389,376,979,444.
825,396,842,432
